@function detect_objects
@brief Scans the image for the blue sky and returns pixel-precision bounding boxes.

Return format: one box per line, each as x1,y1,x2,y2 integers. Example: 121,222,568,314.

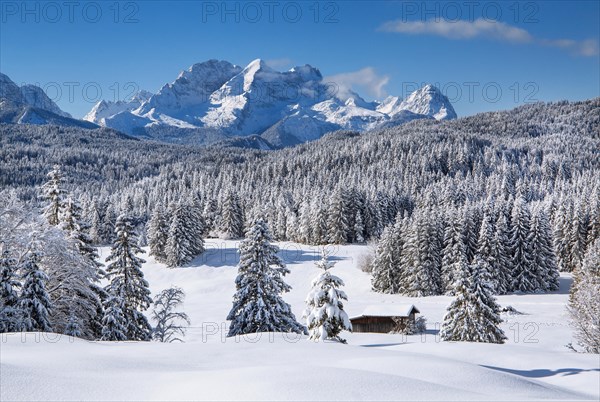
1,0,598,118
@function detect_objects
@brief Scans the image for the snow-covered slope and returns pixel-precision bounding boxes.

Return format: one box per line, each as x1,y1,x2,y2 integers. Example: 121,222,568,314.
20,85,72,118
0,73,97,128
1,241,598,401
83,59,457,145
0,73,26,104
84,90,152,125
0,73,71,118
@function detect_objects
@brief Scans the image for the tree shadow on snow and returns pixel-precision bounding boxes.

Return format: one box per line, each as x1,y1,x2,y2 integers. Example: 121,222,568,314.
556,276,573,295
277,246,345,265
183,244,344,268
360,342,407,348
481,365,600,378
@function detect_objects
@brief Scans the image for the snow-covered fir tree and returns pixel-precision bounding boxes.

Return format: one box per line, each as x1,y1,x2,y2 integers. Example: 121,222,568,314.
202,198,219,237
58,196,105,336
303,250,352,342
64,301,83,338
568,238,600,353
151,287,190,343
530,208,560,292
442,209,468,295
440,258,506,343
165,202,205,268
101,295,127,341
19,251,53,332
493,212,513,294
510,197,536,292
476,211,500,293
401,209,442,296
354,210,365,243
371,217,404,294
0,248,21,332
147,203,169,263
221,193,244,239
226,218,306,336
41,165,66,226
327,188,350,244
105,214,153,341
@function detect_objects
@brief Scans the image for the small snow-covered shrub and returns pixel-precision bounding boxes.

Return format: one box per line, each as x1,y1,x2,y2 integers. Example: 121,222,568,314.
357,249,374,273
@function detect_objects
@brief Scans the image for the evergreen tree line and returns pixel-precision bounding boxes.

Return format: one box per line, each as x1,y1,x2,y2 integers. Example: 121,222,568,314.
1,102,598,270
371,194,563,296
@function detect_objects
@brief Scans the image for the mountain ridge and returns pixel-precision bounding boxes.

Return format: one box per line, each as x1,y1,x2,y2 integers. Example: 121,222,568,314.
83,59,457,146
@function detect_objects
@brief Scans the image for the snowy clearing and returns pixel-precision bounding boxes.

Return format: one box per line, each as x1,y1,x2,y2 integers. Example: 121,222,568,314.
1,240,598,401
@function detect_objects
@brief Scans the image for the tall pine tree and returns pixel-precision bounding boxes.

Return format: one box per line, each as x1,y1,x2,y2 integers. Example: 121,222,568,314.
148,203,169,263
227,218,306,336
440,259,506,343
0,248,21,332
105,215,153,341
19,251,53,332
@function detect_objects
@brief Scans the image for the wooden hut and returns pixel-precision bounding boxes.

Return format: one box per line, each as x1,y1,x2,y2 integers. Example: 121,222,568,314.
350,305,420,333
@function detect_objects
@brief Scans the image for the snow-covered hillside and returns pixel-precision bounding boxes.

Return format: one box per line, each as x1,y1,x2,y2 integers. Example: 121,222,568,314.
1,240,598,401
83,59,457,145
0,73,97,129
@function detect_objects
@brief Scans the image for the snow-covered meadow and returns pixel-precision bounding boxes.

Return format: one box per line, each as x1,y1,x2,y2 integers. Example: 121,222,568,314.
1,240,598,401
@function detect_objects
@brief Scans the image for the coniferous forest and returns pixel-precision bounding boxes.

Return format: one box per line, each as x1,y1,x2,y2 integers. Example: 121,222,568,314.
0,98,599,352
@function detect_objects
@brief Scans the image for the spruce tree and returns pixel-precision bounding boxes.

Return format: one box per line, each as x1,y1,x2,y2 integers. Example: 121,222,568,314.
41,165,66,226
101,296,128,341
226,218,306,336
56,196,105,338
327,188,349,244
148,203,169,263
303,250,352,342
493,212,512,294
440,259,506,343
19,251,53,332
354,210,365,243
64,302,83,338
401,209,443,296
476,212,499,293
165,202,204,267
221,193,244,239
202,198,219,237
442,209,468,295
530,208,560,291
510,197,536,292
105,214,153,341
371,218,403,294
0,248,21,332
311,199,329,245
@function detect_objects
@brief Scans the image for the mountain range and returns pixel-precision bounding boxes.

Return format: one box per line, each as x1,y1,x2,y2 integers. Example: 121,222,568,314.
0,73,98,129
1,60,457,148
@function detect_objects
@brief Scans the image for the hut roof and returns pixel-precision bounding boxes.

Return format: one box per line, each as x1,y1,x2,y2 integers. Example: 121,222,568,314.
350,304,420,320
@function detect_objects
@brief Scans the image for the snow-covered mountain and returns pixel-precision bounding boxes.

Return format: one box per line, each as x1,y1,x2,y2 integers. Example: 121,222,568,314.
0,73,71,118
0,73,98,129
397,84,457,120
84,59,457,146
83,90,152,125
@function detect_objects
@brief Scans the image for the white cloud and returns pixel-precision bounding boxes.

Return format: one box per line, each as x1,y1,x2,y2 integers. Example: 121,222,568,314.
540,38,599,57
325,67,390,99
380,18,598,57
380,18,532,43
